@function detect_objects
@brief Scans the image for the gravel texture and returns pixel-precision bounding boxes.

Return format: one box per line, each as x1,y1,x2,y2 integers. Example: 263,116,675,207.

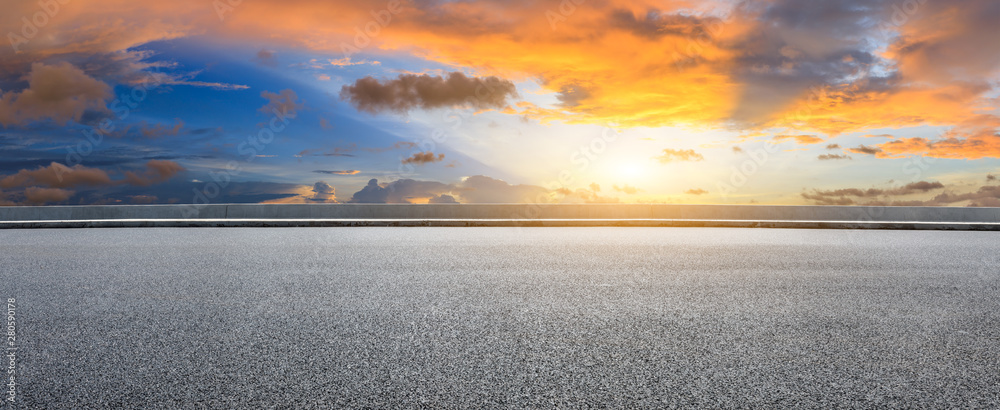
1,227,999,408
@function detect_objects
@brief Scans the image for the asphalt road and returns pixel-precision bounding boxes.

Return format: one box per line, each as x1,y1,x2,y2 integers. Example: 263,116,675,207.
2,227,999,408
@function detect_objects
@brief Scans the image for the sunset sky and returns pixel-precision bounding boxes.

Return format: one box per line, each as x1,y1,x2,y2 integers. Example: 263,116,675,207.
1,0,999,206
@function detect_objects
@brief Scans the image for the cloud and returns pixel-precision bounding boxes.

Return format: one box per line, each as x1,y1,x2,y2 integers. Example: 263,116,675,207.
255,49,277,67
802,181,946,205
926,186,1000,208
140,118,184,138
455,175,551,204
314,170,361,175
428,194,458,204
613,184,641,194
364,141,417,153
848,145,883,156
773,135,824,145
402,152,445,165
0,62,112,127
5,0,1000,159
23,187,74,204
123,160,186,186
556,186,620,204
685,188,708,195
802,182,1000,207
817,154,851,160
874,125,1000,159
259,89,303,118
826,144,841,150
348,179,388,203
329,57,380,67
1,162,112,189
307,182,337,203
6,2,1000,133
347,175,554,204
348,178,453,204
129,195,158,204
732,146,744,153
340,72,518,114
655,149,705,163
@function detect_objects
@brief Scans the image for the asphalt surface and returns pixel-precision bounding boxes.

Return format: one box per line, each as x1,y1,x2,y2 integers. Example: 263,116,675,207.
1,227,999,408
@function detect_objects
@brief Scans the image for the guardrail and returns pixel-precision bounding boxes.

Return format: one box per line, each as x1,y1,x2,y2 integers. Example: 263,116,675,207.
1,204,999,229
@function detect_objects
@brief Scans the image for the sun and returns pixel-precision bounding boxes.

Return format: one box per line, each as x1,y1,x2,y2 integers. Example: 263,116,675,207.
619,164,644,179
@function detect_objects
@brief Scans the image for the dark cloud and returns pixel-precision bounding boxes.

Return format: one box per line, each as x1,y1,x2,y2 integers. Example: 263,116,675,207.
340,72,518,114
802,180,947,205
928,186,1000,207
826,144,841,150
402,152,445,165
608,9,720,40
307,182,337,203
817,154,851,160
655,149,705,163
348,179,388,203
0,62,112,127
732,146,744,153
348,178,452,203
887,0,1000,84
428,194,458,204
848,145,883,155
555,84,592,108
313,170,360,175
988,174,997,182
724,0,890,125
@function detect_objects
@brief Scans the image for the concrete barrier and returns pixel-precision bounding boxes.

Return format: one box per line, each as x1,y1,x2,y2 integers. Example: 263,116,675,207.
1,204,999,229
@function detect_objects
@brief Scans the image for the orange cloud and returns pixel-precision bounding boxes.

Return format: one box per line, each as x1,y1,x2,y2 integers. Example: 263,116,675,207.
0,162,112,189
23,187,74,204
772,134,823,145
0,62,112,126
123,160,186,186
655,149,705,163
3,0,999,160
402,151,445,165
876,128,1000,159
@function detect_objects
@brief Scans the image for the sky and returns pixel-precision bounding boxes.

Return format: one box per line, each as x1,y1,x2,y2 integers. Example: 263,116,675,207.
1,0,999,206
